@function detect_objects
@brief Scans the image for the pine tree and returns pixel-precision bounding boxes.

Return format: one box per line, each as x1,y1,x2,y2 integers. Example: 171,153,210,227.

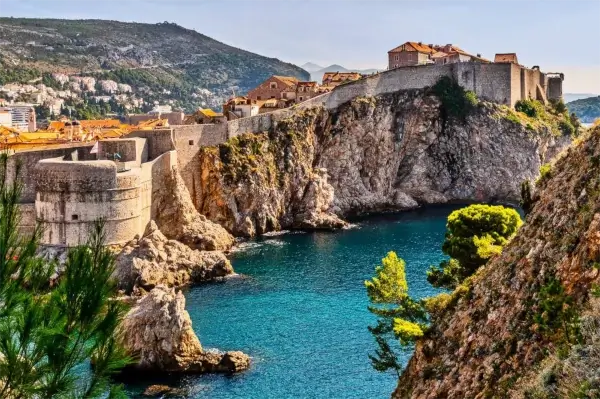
0,153,130,398
427,204,522,289
365,252,427,375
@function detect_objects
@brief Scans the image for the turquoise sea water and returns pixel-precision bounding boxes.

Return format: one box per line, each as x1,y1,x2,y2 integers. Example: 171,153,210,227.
125,205,459,399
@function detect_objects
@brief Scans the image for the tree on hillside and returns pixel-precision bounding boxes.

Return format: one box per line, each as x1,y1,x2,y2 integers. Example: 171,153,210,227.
365,252,427,376
427,204,522,290
0,154,130,398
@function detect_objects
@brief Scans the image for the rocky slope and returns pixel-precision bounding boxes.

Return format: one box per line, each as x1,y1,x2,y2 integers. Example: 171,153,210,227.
393,125,600,398
193,89,570,236
114,221,233,295
0,18,308,110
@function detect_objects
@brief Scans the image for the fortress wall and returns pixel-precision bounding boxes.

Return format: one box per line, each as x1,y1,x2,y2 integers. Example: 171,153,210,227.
454,63,515,106
17,203,36,238
142,150,177,226
7,144,94,203
125,129,174,160
98,138,147,164
227,113,273,139
171,124,227,199
34,159,145,247
520,67,543,102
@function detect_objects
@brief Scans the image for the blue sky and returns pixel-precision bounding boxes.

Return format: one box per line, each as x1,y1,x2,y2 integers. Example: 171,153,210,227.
2,0,600,93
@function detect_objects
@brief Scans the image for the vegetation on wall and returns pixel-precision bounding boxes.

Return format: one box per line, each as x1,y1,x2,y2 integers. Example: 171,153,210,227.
0,154,130,397
431,76,478,121
427,204,522,290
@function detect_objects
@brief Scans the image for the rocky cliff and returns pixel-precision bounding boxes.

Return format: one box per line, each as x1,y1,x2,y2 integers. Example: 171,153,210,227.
393,126,600,398
193,89,569,236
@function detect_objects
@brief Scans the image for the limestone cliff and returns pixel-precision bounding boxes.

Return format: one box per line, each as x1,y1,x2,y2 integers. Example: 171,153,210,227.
393,125,600,398
194,89,568,236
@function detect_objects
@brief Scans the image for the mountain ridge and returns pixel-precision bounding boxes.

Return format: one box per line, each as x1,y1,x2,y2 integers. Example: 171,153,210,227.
0,18,309,111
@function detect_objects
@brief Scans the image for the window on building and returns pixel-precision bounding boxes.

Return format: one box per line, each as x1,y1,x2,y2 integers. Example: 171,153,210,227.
395,55,399,61
72,214,79,221
299,96,304,101
189,140,194,145
257,96,261,100
270,82,277,89
271,96,275,99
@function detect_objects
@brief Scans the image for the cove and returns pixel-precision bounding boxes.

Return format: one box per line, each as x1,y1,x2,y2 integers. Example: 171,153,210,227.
126,205,460,398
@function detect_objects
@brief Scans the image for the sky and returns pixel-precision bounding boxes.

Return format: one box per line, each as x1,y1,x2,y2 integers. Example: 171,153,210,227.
2,0,600,93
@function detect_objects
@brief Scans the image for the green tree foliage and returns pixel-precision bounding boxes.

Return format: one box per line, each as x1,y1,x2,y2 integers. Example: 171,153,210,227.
432,76,478,121
0,154,130,398
365,252,427,375
427,204,522,289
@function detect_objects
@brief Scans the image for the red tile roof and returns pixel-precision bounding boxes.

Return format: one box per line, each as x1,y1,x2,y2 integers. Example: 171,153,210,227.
388,42,436,54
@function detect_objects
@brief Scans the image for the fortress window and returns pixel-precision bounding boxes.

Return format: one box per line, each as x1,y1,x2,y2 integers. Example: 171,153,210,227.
71,214,79,221
270,82,277,89
188,140,194,145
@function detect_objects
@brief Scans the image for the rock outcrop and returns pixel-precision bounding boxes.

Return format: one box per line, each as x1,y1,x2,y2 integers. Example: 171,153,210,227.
115,221,233,294
120,285,250,374
193,90,569,236
393,126,600,398
154,167,235,250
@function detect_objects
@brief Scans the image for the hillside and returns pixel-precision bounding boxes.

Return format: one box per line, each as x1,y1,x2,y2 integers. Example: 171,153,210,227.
394,125,600,398
0,18,309,111
567,95,600,123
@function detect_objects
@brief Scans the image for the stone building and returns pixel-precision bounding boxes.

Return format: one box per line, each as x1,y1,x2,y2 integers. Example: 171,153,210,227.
223,96,259,119
388,42,436,69
295,81,319,102
388,42,489,69
246,76,299,101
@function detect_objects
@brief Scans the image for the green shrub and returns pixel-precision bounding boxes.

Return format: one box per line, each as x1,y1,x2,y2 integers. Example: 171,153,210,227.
427,204,523,289
534,279,580,343
432,76,478,121
516,99,545,118
549,98,568,115
558,119,576,137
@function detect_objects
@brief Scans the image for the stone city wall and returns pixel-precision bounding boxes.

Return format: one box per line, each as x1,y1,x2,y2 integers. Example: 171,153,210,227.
125,129,175,160
31,139,178,247
8,144,95,204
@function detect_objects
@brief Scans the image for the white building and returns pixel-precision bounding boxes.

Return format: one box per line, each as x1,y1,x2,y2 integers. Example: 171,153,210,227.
2,104,36,132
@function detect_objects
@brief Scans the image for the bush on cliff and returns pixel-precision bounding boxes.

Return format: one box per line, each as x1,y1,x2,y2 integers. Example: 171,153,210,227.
516,99,545,118
365,252,427,375
427,204,522,290
432,76,478,121
0,154,130,398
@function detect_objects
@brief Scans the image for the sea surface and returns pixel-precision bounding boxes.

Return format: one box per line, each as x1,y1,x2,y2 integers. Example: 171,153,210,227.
125,205,460,399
